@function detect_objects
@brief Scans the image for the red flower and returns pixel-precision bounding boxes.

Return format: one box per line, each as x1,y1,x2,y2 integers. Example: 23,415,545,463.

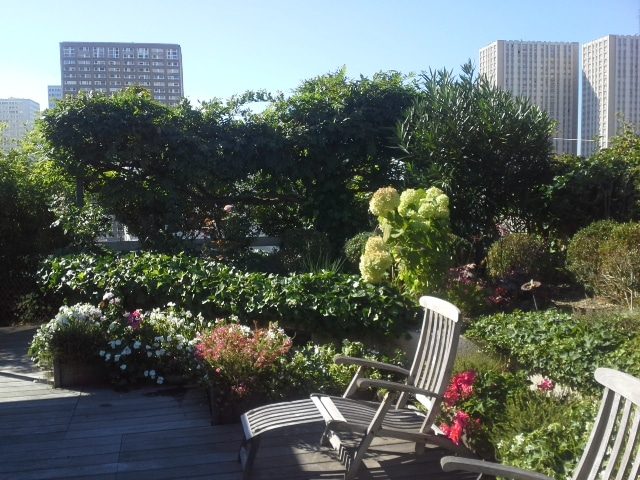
443,370,477,406
440,410,472,445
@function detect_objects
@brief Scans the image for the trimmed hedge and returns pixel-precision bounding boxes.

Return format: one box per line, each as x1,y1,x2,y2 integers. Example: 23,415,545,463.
40,252,416,340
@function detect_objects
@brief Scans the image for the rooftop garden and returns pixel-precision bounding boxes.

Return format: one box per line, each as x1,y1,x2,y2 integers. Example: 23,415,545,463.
3,64,640,479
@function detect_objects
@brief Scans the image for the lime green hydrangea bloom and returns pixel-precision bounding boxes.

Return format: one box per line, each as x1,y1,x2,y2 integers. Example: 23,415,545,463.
369,187,400,217
417,187,449,220
364,236,386,254
359,249,393,284
397,188,426,218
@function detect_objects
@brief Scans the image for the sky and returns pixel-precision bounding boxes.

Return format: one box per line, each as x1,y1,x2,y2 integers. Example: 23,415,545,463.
1,0,639,110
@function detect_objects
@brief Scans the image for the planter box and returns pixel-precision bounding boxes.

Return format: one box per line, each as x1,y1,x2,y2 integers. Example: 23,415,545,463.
206,385,256,425
52,359,105,389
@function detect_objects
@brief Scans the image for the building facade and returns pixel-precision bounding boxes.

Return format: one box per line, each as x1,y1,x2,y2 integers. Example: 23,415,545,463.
59,42,184,107
48,85,62,109
480,40,580,155
0,98,40,151
582,35,640,157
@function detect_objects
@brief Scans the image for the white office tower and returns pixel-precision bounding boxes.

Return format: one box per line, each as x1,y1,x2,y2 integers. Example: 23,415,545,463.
0,98,40,152
480,40,580,155
582,35,640,157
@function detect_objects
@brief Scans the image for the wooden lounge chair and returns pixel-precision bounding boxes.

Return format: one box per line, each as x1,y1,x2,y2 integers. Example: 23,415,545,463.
441,367,640,480
310,295,466,479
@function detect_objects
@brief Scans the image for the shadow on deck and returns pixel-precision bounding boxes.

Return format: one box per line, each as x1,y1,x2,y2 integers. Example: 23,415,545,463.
0,326,475,480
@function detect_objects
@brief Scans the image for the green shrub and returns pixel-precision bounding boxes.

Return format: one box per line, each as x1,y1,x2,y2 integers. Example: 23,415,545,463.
566,220,618,293
466,309,628,392
486,233,551,280
597,223,640,309
493,390,597,479
568,221,640,308
343,232,374,266
39,252,416,341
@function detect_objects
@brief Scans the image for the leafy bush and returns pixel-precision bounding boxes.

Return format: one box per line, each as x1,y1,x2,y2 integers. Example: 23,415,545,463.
361,186,452,296
493,391,597,479
344,232,374,266
567,221,640,308
466,309,629,391
566,220,617,293
486,233,551,280
40,252,416,340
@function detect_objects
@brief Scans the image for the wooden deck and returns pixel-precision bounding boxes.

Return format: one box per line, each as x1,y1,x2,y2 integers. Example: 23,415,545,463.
0,326,475,480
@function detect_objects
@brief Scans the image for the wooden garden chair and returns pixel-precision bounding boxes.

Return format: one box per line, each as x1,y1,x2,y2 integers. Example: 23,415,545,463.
441,367,640,480
309,295,467,479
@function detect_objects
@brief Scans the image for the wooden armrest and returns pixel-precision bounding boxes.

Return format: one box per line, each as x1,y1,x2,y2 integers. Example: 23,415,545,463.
441,456,554,480
355,378,439,398
333,355,410,376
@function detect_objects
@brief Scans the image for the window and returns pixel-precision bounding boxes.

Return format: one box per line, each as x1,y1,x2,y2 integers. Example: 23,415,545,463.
92,47,105,58
108,47,120,58
63,46,76,57
137,48,149,59
79,47,90,58
63,59,76,65
123,47,134,59
167,49,179,60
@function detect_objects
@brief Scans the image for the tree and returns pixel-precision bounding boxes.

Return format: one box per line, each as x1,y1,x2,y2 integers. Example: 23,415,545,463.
397,63,555,248
263,69,418,252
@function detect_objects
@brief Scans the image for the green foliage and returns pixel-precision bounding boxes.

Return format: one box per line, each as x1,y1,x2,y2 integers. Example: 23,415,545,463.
398,63,555,245
493,392,597,479
361,186,452,296
49,194,111,251
466,309,629,391
486,233,551,280
567,221,640,308
0,151,68,323
566,220,618,293
276,340,406,400
545,129,640,238
40,252,416,340
343,232,374,267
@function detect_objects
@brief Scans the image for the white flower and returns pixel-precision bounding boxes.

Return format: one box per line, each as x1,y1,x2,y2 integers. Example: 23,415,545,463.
102,292,115,301
121,346,132,355
149,370,156,378
115,339,122,346
109,340,116,348
105,353,111,361
147,352,152,357
167,302,176,307
133,341,141,349
99,350,105,357
155,349,166,357
120,364,127,370
114,355,121,362
157,376,164,384
144,370,149,377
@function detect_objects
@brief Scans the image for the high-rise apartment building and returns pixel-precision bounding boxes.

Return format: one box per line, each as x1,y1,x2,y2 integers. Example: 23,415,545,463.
582,35,640,157
480,40,580,155
48,85,62,109
0,98,40,152
59,42,184,107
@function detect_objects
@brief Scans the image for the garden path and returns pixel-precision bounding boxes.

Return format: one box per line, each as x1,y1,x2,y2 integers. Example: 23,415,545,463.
0,326,475,480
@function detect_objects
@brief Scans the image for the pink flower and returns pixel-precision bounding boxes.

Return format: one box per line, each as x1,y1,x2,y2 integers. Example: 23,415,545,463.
127,310,143,330
441,411,472,445
537,378,555,392
444,370,477,406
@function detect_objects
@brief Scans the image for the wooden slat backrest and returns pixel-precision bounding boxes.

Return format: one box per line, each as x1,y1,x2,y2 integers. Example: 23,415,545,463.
573,368,640,480
395,296,460,431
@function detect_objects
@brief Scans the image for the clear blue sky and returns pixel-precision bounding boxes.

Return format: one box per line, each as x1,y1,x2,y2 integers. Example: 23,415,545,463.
2,0,638,110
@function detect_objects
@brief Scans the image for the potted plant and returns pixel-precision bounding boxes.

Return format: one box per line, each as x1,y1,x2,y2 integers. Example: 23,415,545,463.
29,302,109,388
195,320,292,424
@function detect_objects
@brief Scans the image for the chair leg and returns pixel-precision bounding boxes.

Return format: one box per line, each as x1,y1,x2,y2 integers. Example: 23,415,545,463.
239,436,261,479
320,425,333,446
344,431,376,480
415,441,426,455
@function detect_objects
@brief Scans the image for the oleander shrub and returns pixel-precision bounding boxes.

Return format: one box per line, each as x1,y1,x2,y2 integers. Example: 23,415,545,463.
466,309,629,391
39,252,416,341
486,233,551,281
